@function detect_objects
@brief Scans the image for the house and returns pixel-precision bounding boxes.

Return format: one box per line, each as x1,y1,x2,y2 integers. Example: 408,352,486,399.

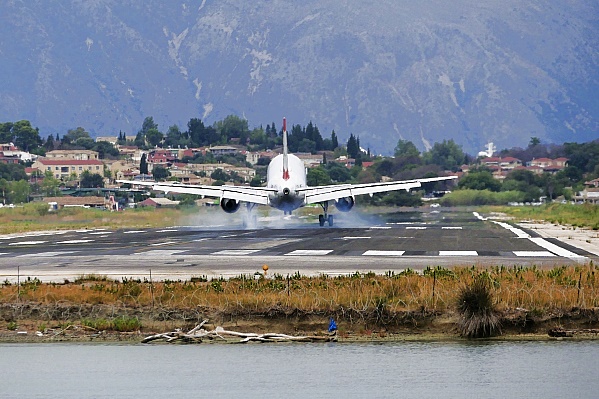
32,158,105,179
96,136,118,145
208,145,238,156
138,197,180,208
46,149,99,160
44,196,107,209
0,143,37,163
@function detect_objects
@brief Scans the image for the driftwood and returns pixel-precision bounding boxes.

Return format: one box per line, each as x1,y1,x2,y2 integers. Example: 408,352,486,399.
548,328,599,338
142,320,337,344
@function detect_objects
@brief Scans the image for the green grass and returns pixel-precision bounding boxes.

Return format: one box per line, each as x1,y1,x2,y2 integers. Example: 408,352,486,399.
485,203,599,230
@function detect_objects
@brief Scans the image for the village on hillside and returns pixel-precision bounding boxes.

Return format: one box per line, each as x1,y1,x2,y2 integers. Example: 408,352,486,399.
1,133,598,211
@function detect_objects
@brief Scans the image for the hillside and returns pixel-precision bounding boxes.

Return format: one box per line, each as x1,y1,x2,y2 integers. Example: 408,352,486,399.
1,0,597,154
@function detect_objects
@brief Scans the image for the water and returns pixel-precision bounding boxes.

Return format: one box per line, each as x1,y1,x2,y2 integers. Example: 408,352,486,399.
1,340,598,398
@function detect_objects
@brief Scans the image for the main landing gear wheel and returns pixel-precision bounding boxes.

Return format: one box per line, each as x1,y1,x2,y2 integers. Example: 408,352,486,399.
317,202,334,227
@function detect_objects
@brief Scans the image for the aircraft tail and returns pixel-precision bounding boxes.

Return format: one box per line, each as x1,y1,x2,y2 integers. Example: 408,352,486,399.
282,117,289,180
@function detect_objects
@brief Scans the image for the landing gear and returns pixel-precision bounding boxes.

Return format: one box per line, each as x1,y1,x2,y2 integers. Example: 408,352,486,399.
318,202,334,227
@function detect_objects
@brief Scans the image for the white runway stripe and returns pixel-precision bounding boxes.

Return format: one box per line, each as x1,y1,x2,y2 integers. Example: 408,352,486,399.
212,250,261,256
439,251,478,256
57,239,94,244
529,237,588,261
150,241,178,246
135,250,187,256
124,230,146,234
286,250,333,256
442,227,462,230
406,227,427,230
514,251,556,257
363,250,405,256
8,241,46,246
19,251,76,257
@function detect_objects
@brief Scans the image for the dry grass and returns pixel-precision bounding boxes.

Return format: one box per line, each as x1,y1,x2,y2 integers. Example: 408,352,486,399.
2,265,597,316
0,204,200,234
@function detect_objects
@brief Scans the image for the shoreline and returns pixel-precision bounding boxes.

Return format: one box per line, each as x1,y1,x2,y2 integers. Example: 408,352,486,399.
2,303,598,344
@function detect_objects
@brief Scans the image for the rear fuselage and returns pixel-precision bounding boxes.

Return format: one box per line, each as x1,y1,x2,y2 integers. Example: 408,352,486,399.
266,153,307,212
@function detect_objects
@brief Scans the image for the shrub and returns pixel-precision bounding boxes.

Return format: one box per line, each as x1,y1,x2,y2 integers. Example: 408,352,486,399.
456,276,502,338
112,316,141,332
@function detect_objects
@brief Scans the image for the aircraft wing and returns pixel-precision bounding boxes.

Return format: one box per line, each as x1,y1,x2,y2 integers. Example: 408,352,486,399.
116,180,275,205
300,176,457,205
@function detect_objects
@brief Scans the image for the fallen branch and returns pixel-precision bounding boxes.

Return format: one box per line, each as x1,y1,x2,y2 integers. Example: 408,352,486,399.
142,321,337,344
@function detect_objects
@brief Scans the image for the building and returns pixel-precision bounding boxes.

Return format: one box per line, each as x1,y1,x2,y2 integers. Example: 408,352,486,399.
32,158,105,179
46,150,99,161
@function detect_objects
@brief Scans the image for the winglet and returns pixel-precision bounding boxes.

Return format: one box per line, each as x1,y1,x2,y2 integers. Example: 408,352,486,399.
282,117,289,180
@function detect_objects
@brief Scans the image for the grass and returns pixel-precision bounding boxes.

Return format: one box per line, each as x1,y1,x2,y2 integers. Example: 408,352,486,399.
2,265,597,318
0,203,205,234
485,203,599,230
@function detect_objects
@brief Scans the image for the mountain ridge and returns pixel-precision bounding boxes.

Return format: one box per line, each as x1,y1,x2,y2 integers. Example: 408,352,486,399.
1,0,597,154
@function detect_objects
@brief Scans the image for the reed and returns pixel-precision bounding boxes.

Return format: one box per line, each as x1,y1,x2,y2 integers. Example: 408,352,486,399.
2,265,597,319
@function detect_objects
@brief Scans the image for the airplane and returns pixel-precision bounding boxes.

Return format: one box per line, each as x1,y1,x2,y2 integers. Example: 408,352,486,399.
118,118,457,226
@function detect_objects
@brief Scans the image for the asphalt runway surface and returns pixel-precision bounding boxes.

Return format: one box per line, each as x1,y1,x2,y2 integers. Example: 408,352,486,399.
0,209,595,282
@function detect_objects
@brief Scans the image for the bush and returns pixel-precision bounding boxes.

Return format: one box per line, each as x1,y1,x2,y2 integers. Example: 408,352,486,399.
456,276,502,338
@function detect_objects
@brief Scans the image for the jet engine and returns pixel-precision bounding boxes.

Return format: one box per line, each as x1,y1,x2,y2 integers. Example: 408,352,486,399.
335,196,355,212
220,198,241,213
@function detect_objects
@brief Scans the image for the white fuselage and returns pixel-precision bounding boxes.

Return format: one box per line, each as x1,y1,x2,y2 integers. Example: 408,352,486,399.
266,153,307,212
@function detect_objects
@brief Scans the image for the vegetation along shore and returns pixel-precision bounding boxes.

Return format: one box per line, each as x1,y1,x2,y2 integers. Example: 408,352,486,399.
2,264,598,343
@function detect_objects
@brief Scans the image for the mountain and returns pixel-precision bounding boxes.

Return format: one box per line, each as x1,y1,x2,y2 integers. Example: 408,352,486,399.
1,0,597,155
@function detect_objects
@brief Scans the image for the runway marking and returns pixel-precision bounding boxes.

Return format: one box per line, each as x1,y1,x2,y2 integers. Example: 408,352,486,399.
406,227,427,230
8,241,47,246
363,250,405,256
135,250,187,256
212,250,261,256
439,251,478,256
89,231,113,235
489,215,590,262
491,221,531,238
19,251,77,257
286,250,333,256
124,230,146,234
514,251,556,257
342,236,371,240
442,227,462,230
57,239,94,244
369,226,391,229
528,237,588,261
157,229,178,233
150,241,178,246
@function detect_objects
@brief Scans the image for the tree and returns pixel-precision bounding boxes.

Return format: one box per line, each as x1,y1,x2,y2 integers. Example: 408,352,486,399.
346,134,359,159
140,153,148,175
210,168,229,182
0,122,14,143
9,180,31,203
0,163,27,181
146,128,164,147
152,165,170,181
80,171,104,188
529,137,541,147
44,134,55,151
164,125,187,148
12,120,42,152
41,171,61,196
423,140,466,171
93,141,119,158
64,127,91,144
307,167,331,186
458,170,501,192
394,140,420,158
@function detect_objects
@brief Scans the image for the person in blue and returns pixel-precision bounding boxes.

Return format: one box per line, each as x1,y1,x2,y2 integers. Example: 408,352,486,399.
328,318,337,333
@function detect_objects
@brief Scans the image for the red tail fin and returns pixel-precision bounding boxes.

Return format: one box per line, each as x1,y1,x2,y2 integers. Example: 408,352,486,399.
282,117,289,180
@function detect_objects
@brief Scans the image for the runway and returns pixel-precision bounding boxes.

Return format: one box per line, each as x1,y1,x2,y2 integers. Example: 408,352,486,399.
0,209,595,282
